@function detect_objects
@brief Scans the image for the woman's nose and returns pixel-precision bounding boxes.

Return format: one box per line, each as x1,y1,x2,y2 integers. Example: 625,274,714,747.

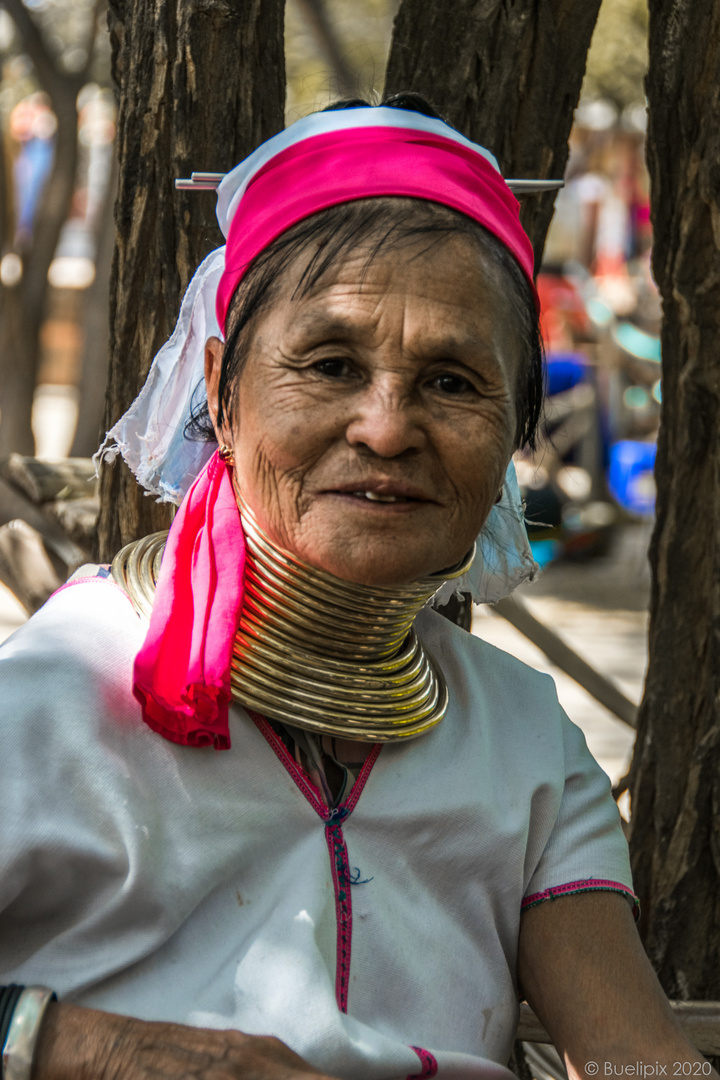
345,384,426,458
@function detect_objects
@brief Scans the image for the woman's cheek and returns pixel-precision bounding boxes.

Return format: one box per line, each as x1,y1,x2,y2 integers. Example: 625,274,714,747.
461,443,511,521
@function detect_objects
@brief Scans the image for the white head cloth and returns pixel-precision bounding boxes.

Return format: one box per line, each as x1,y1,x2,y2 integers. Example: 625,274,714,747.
95,108,538,604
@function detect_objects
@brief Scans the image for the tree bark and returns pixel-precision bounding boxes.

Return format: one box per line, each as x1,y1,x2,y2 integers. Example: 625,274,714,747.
70,150,118,458
0,105,11,253
628,0,720,1013
97,0,286,561
384,0,603,266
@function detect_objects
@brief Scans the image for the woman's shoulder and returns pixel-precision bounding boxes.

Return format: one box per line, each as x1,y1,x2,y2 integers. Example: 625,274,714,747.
0,571,144,745
1,568,142,662
417,602,559,704
413,606,612,826
415,602,574,770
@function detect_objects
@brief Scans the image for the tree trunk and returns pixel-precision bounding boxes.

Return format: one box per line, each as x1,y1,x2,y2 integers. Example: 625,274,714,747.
627,0,720,1016
384,0,602,266
97,0,286,561
0,292,37,457
70,151,118,458
0,0,96,457
0,89,80,458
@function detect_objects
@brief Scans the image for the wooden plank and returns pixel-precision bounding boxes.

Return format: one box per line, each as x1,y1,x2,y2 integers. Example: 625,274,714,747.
517,1001,720,1055
43,497,99,549
0,454,97,504
0,476,87,570
0,520,61,614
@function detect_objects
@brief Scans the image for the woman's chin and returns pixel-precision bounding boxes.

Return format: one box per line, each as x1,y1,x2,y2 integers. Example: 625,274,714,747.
256,500,478,587
301,544,458,588
316,564,428,588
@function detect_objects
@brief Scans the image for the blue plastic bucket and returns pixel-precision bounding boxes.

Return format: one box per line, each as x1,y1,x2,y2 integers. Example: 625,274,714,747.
608,440,657,516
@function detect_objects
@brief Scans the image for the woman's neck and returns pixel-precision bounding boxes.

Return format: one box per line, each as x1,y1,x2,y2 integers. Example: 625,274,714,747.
228,491,473,742
111,491,473,744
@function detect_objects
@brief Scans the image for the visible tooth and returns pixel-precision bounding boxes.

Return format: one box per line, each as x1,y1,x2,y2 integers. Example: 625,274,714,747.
365,491,399,502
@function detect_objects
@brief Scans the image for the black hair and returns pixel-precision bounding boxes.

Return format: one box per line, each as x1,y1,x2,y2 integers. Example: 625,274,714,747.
188,92,544,449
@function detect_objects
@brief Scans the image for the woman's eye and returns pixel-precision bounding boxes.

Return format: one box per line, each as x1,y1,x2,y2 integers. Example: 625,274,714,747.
431,373,475,396
313,357,352,378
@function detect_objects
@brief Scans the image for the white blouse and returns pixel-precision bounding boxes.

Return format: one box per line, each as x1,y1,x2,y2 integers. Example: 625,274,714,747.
0,576,635,1080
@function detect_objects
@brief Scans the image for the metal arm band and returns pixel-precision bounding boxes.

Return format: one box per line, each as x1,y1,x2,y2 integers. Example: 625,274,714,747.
2,987,57,1080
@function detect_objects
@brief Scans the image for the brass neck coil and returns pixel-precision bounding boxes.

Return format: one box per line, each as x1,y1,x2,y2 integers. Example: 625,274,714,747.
112,494,473,743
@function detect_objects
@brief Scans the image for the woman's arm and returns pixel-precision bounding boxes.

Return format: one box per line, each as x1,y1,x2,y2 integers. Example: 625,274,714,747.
517,891,718,1080
32,1002,339,1080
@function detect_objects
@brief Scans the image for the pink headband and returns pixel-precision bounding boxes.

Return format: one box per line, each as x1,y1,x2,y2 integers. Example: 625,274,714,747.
215,124,537,331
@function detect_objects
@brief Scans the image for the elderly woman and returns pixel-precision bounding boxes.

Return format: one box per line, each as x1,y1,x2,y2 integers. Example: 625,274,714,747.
0,95,708,1080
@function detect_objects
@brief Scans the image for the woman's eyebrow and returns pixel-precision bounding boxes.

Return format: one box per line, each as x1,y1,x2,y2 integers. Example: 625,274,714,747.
291,311,494,352
427,332,489,353
412,333,499,367
290,309,369,341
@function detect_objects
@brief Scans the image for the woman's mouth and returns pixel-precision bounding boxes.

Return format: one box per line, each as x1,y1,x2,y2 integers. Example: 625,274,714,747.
322,486,433,512
349,490,413,503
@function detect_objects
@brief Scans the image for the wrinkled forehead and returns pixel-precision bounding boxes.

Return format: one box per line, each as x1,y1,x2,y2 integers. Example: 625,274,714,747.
240,226,527,390
283,224,507,313
230,198,524,329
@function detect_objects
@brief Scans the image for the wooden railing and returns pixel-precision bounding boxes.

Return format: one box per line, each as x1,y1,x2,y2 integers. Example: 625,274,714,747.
517,1002,720,1055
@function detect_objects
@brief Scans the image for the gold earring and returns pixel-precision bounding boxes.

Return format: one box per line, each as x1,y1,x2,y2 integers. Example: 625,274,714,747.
218,443,234,465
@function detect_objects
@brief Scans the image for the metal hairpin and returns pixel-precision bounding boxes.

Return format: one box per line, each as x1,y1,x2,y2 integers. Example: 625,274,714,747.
175,171,564,193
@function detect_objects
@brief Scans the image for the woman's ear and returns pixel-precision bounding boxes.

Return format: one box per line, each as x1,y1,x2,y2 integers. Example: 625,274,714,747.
204,336,227,444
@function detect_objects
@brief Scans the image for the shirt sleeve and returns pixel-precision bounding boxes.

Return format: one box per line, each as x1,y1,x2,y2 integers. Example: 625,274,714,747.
522,706,639,919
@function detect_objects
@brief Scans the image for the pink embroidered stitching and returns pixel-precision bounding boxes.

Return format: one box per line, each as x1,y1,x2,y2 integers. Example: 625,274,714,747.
250,712,326,817
326,821,353,1012
51,575,135,607
321,747,380,1013
408,1046,438,1079
344,744,382,814
522,878,640,917
249,711,382,1016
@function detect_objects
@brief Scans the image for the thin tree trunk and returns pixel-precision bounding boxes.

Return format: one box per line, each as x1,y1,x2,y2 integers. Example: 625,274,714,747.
70,151,118,458
97,0,286,560
0,0,98,457
628,0,720,1019
0,294,36,456
384,0,602,265
0,90,79,457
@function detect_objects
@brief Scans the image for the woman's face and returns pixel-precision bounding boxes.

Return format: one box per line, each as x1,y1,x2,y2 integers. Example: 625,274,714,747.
205,232,524,587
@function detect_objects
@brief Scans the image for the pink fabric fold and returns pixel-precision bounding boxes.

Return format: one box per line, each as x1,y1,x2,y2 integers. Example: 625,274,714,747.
216,127,538,331
133,450,245,750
